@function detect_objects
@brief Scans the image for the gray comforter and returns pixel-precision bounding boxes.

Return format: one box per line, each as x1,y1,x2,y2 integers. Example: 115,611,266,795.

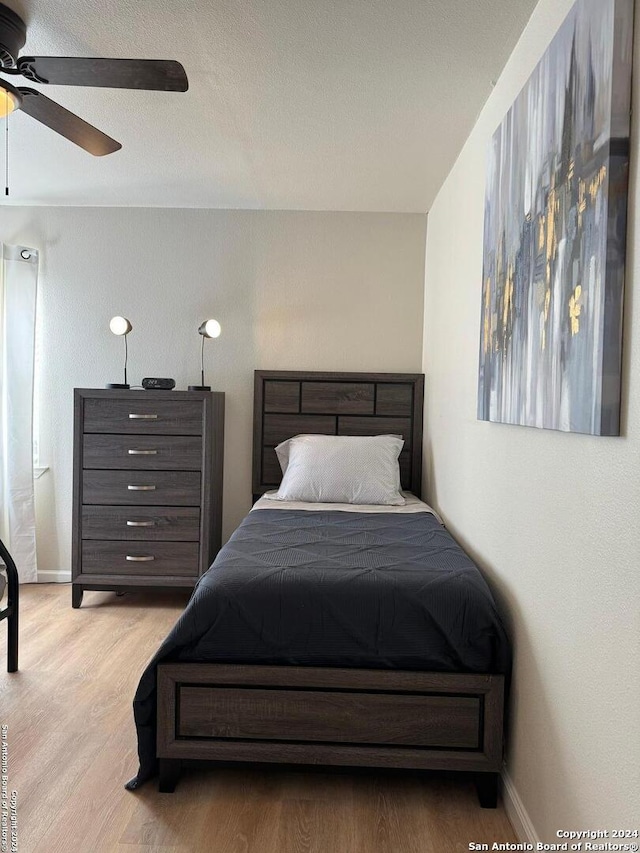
126,508,510,788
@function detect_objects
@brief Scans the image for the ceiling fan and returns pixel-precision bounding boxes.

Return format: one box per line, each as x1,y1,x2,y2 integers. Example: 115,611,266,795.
0,2,188,156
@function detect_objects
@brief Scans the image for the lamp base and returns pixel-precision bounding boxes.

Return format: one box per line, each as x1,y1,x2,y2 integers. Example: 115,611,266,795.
106,383,130,389
188,385,211,391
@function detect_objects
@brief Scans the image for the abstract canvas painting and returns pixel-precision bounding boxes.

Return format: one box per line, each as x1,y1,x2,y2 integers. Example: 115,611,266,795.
478,0,634,435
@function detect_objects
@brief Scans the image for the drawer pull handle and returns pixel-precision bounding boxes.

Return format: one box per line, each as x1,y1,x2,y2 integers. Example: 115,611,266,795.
127,485,156,491
128,449,158,455
126,520,156,527
126,555,155,562
129,414,158,420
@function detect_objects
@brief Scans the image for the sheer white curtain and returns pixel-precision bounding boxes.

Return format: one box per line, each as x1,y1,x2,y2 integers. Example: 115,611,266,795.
0,243,39,583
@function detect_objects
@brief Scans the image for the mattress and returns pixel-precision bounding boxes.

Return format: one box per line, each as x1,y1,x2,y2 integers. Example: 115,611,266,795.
126,497,510,788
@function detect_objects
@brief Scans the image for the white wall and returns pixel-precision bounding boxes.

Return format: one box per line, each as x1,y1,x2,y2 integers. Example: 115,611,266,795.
422,0,639,839
0,207,426,575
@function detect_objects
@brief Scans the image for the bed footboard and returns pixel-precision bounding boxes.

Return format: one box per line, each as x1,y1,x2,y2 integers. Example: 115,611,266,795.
157,664,504,806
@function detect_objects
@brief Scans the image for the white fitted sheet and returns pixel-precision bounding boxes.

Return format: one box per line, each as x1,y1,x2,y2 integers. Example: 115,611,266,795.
252,490,442,522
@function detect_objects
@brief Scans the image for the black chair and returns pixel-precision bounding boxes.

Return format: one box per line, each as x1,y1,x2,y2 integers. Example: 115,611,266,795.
0,538,18,672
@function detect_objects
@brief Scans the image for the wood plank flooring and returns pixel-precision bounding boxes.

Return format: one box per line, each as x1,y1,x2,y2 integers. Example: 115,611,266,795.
0,584,517,852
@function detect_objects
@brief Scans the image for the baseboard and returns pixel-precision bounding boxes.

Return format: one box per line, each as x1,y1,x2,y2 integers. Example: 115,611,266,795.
501,767,539,845
37,570,71,583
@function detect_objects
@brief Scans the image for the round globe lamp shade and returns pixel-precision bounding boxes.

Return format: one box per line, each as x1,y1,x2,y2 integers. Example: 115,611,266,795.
109,316,132,336
199,319,221,339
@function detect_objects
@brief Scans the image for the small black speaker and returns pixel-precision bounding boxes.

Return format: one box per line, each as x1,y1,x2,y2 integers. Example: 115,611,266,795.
142,377,176,390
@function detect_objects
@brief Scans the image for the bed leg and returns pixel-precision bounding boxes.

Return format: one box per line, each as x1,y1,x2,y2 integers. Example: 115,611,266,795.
158,759,181,793
72,585,83,609
474,772,499,808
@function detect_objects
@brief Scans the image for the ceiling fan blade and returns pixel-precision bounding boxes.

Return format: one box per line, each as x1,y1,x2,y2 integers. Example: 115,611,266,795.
17,88,121,156
17,57,188,91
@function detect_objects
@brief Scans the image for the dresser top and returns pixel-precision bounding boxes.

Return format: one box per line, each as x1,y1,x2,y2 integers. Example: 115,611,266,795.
74,388,224,401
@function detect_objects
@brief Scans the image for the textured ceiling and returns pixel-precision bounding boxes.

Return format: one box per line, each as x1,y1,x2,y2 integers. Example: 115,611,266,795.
1,0,537,210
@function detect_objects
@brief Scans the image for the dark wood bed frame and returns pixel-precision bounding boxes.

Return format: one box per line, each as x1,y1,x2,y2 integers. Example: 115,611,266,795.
156,371,505,807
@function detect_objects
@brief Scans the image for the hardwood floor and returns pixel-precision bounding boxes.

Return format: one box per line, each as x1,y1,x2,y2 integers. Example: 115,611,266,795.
0,584,518,852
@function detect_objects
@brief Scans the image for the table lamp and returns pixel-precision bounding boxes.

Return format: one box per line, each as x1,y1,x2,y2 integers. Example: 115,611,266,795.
189,319,221,391
107,316,132,389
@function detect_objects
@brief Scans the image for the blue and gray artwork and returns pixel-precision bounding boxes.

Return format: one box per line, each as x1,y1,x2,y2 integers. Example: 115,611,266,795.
478,0,633,435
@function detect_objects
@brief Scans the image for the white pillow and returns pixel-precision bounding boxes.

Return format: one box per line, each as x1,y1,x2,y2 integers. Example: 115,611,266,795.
272,434,405,506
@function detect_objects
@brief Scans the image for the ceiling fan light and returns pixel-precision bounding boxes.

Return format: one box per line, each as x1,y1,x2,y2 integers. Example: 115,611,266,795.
0,81,22,118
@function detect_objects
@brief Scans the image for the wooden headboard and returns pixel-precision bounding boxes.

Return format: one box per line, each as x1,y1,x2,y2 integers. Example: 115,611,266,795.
253,370,425,500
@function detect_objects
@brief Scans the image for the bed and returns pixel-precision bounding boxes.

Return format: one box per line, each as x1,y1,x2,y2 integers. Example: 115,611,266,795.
126,371,510,808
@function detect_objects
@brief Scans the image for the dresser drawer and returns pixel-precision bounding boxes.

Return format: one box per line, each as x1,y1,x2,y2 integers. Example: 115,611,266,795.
83,398,203,435
81,541,200,577
83,434,202,470
82,471,202,506
82,506,200,541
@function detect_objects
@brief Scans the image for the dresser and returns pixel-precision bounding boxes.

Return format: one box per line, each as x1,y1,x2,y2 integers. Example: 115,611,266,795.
71,388,224,608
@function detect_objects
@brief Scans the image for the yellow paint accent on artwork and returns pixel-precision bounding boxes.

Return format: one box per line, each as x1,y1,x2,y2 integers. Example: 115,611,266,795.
546,185,557,263
569,284,582,336
589,165,607,202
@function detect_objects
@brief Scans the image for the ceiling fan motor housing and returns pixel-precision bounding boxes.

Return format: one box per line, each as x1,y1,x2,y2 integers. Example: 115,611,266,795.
0,3,26,68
